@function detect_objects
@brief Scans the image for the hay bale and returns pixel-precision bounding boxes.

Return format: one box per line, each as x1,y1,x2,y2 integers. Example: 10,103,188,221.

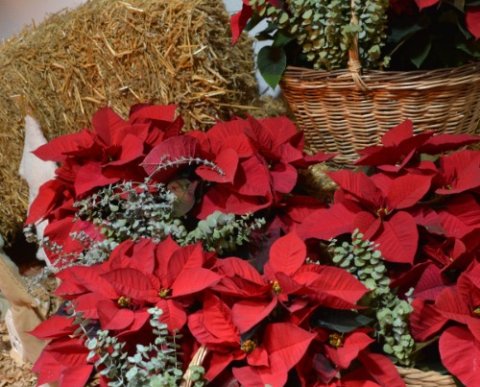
0,0,264,242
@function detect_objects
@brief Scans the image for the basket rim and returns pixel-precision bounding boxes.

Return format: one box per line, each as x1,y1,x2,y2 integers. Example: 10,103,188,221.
282,61,480,90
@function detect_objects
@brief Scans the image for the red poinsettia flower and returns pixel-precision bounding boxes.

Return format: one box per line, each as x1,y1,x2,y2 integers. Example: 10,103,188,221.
32,337,93,387
439,326,480,386
184,116,332,218
436,263,480,341
324,330,374,370
297,328,405,387
466,7,480,39
423,234,465,263
54,261,151,333
149,239,222,330
434,150,480,195
263,232,368,309
299,170,433,263
212,233,368,332
355,120,480,173
30,315,93,386
436,193,480,240
39,217,103,267
231,322,316,387
58,238,221,331
188,294,316,387
411,262,480,385
355,120,433,172
27,104,181,225
26,179,75,225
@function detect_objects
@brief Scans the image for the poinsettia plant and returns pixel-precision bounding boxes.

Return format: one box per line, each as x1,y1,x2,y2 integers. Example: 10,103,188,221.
25,103,480,386
297,121,480,385
231,0,480,87
25,103,332,268
22,104,384,386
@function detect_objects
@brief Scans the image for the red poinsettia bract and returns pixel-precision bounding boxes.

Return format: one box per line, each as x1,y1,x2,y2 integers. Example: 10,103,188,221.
410,262,480,386
27,104,181,225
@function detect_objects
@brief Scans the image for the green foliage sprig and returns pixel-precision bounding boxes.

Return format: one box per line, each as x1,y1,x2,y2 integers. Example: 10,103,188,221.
330,229,415,366
240,0,389,87
28,179,265,270
74,180,186,243
82,307,205,387
233,0,480,87
182,211,266,255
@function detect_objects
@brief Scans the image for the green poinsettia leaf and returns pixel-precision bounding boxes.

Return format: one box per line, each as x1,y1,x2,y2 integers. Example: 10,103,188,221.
451,0,465,11
457,17,473,38
411,39,432,68
311,308,374,333
412,335,438,354
388,24,423,45
457,41,480,58
257,45,287,88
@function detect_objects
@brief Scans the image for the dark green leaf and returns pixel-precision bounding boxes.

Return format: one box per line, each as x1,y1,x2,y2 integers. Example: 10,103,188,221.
457,41,480,58
412,336,438,354
457,18,472,39
311,308,374,333
272,30,295,48
245,14,263,32
446,0,465,11
257,45,286,88
411,39,432,68
388,24,423,45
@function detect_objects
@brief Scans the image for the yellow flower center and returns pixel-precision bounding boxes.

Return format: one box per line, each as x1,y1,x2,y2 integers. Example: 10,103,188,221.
328,333,344,348
271,280,282,295
473,307,480,317
376,207,390,218
158,288,171,299
117,296,131,308
241,340,257,354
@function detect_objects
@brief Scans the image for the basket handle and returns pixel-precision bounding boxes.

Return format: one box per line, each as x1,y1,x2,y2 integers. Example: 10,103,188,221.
348,0,368,91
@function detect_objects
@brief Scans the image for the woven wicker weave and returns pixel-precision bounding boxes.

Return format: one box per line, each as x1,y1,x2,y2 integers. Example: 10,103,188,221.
280,2,480,165
397,367,456,387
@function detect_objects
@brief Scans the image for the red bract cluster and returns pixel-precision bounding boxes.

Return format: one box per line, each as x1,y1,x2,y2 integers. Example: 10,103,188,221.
26,105,332,265
298,120,480,385
410,262,480,386
27,103,480,386
27,105,182,224
31,233,406,386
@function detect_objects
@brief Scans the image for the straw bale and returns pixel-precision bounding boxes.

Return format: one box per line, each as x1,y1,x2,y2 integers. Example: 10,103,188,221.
0,0,275,242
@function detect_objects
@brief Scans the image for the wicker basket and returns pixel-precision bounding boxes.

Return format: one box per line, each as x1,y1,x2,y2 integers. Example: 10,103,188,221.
397,367,456,387
280,3,480,165
181,347,457,387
